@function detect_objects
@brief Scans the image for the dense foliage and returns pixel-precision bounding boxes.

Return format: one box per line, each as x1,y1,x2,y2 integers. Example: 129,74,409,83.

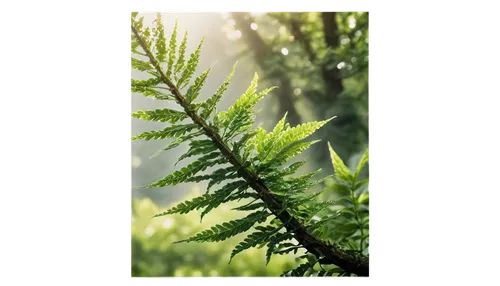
131,12,369,277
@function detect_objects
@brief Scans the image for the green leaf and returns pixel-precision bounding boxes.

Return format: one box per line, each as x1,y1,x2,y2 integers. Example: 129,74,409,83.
131,57,152,71
150,130,204,158
265,232,293,265
185,68,210,104
176,139,218,165
200,62,237,120
355,148,369,179
152,193,213,216
201,180,249,220
244,126,266,154
154,13,168,63
177,211,268,243
207,166,238,190
131,15,144,33
304,199,335,216
232,201,265,212
230,225,282,261
328,182,351,196
358,193,369,205
282,262,312,277
132,124,199,141
331,197,355,208
263,160,306,181
232,131,258,160
131,76,173,99
266,117,335,161
263,140,320,169
131,108,188,124
336,222,359,235
355,178,369,190
131,78,162,94
218,73,260,127
139,152,222,188
166,19,178,77
256,112,288,160
175,30,188,75
129,8,139,22
275,243,301,255
269,170,324,197
142,26,152,48
219,75,276,140
177,36,204,88
328,141,353,182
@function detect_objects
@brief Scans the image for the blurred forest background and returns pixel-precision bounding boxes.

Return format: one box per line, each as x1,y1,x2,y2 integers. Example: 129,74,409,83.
132,12,368,277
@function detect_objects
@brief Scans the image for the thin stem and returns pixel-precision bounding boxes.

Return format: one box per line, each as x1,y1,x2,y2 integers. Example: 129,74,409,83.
350,181,364,252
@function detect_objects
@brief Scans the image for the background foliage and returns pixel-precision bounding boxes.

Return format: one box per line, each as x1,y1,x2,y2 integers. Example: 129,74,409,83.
132,12,368,277
132,195,298,277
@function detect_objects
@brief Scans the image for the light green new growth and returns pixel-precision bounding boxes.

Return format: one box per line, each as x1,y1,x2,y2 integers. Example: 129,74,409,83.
131,13,369,277
166,19,178,77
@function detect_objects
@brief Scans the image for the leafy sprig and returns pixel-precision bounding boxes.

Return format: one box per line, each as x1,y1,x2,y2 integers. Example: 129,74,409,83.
131,13,369,277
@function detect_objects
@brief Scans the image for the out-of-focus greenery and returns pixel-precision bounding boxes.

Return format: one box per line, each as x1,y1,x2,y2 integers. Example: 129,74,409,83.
132,191,300,277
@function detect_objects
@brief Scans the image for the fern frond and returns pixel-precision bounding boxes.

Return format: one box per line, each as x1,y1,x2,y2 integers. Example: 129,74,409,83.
328,142,353,182
153,193,213,216
262,160,307,181
232,201,265,212
231,130,257,160
150,130,204,158
143,27,152,49
166,19,178,77
257,112,288,156
131,57,153,71
206,166,238,190
175,30,188,75
273,242,302,256
224,86,278,140
185,68,210,104
154,13,167,63
281,261,313,277
132,124,199,141
177,36,204,88
268,169,323,195
177,211,269,243
354,178,369,192
131,16,369,276
131,78,162,94
355,148,369,179
230,225,283,262
176,139,218,165
264,117,335,162
217,73,268,131
260,140,320,172
142,152,223,188
131,108,188,124
200,180,249,220
131,77,173,100
265,232,294,265
303,199,336,218
200,62,237,120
